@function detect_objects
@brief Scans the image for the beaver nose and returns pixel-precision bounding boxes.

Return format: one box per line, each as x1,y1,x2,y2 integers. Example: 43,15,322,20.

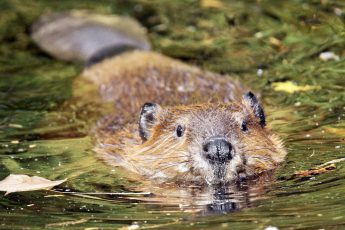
203,136,232,163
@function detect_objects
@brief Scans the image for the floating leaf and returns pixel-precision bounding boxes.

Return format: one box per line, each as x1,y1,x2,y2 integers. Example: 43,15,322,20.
293,164,336,178
269,37,288,52
319,51,340,61
325,127,345,136
272,81,320,94
8,123,24,129
200,0,224,9
0,174,67,195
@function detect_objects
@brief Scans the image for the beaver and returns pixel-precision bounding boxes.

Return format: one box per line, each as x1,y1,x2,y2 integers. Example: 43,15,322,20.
32,11,287,186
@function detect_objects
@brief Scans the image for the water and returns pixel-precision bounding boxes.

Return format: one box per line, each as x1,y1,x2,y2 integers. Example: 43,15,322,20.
1,0,345,229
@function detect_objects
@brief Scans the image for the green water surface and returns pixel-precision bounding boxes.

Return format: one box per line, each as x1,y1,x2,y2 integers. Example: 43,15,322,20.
1,0,345,229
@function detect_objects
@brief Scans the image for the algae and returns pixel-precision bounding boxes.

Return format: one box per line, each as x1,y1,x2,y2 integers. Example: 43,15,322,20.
0,0,345,229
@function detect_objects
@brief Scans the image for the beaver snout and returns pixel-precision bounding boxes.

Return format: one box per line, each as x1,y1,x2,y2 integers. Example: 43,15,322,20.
202,136,232,164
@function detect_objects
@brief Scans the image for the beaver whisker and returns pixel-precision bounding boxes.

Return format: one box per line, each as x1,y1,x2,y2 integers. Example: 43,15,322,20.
244,159,272,170
146,136,174,151
99,143,117,148
135,136,175,154
210,125,217,137
240,149,274,154
153,161,189,174
138,146,189,163
120,157,143,175
204,128,211,137
154,159,189,166
245,159,275,172
154,165,190,175
249,155,274,162
239,145,277,151
171,151,190,158
240,147,277,153
193,138,203,147
225,129,237,138
157,142,186,156
154,161,189,170
141,155,189,161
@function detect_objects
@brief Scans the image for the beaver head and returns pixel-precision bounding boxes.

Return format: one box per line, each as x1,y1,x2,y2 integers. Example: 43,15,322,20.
131,92,286,185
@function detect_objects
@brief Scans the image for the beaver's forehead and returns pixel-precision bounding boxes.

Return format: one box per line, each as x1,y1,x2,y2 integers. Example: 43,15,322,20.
168,109,241,129
160,103,246,129
186,115,240,139
166,103,243,117
193,106,245,122
189,111,238,127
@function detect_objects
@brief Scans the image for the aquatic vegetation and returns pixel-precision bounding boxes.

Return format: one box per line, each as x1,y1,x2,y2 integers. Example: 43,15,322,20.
0,0,345,229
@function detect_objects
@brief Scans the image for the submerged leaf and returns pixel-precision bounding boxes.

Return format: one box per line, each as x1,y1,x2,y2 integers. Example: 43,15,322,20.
0,174,67,195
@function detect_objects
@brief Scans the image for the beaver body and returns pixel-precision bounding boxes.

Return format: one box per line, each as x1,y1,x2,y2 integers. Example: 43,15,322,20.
32,11,287,185
83,51,286,185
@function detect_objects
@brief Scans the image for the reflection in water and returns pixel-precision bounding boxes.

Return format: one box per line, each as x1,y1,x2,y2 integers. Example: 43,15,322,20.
51,174,271,215
204,185,250,214
88,175,273,215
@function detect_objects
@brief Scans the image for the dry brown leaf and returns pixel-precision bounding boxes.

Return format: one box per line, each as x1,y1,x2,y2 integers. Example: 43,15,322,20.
324,127,345,136
293,164,336,178
268,37,288,52
0,174,67,195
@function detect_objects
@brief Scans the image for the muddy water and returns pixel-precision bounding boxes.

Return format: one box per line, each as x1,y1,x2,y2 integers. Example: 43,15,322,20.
1,0,345,229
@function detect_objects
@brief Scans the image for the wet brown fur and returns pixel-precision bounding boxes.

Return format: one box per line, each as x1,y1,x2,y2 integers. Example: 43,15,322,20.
82,50,286,185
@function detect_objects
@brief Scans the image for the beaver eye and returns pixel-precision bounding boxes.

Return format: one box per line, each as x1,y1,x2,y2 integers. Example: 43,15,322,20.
176,125,185,137
241,121,248,132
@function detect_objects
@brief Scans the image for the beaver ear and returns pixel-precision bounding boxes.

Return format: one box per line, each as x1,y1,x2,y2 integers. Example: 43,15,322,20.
139,102,161,141
243,91,266,127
